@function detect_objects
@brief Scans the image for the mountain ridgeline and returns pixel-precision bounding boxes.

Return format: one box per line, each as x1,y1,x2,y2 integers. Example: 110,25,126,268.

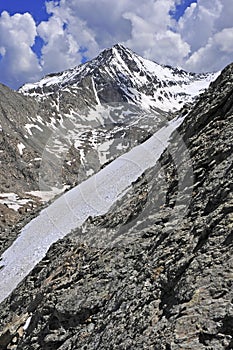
0,45,232,349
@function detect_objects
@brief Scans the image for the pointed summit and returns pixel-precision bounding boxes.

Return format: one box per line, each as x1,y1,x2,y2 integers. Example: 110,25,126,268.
101,43,130,56
20,44,218,113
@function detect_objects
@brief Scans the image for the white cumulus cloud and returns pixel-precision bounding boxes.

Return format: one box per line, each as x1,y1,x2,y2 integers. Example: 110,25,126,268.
37,15,81,74
0,11,41,88
185,27,233,72
178,0,233,72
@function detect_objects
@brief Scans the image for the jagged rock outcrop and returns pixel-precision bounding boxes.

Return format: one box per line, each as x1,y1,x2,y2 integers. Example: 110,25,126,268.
0,60,232,350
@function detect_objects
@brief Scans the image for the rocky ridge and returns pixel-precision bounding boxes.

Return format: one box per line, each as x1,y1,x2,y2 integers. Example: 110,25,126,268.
0,60,232,349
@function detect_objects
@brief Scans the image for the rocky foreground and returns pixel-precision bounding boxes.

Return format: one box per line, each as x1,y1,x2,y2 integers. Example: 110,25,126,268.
0,63,233,349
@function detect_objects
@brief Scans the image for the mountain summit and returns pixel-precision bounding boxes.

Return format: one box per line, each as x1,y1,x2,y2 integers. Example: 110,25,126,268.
20,44,217,113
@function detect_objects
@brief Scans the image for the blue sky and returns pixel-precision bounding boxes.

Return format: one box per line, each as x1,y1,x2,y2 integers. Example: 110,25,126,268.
171,0,197,20
0,0,232,89
0,0,50,23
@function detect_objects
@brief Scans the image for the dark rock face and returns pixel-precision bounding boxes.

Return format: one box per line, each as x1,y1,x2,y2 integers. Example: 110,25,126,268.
0,60,232,350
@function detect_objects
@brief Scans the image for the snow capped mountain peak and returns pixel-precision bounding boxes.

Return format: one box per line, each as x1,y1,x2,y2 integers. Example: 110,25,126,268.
19,44,219,113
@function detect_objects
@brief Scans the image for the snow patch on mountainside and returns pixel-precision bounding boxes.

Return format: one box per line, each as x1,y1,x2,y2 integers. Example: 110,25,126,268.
26,186,69,203
0,193,31,211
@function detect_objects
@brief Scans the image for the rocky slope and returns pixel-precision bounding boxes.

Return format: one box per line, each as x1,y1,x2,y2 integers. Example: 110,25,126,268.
0,60,232,349
0,45,217,246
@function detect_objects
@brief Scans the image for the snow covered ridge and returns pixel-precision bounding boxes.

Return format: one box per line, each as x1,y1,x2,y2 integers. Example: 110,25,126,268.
19,44,220,113
0,116,192,303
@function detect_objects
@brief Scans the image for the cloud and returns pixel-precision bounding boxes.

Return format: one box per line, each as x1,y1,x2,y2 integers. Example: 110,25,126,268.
62,0,132,47
178,0,223,52
179,0,233,71
0,11,41,88
122,1,190,66
0,0,233,89
185,27,233,72
41,0,187,66
144,31,190,66
37,15,81,74
214,0,233,31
